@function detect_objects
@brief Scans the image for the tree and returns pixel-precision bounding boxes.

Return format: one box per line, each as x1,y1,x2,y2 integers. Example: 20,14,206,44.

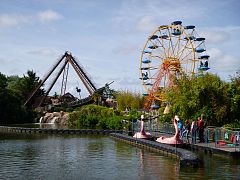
21,70,44,107
0,71,44,124
0,73,8,123
229,70,240,121
0,73,26,124
168,73,229,126
7,75,23,102
115,91,144,111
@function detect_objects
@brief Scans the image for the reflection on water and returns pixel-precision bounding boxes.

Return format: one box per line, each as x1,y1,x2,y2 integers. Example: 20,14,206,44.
0,132,239,180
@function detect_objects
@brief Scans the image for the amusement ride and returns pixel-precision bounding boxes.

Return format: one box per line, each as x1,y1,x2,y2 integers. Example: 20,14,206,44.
134,21,210,142
24,52,113,108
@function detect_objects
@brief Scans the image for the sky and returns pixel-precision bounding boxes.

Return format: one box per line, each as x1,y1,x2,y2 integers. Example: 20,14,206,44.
0,0,239,97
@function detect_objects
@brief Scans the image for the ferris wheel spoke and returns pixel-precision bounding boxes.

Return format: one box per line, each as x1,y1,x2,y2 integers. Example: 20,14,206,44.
148,70,159,80
177,40,189,58
159,29,172,59
151,50,165,60
179,49,194,63
153,53,165,61
156,39,168,58
171,34,182,58
180,47,193,59
180,58,192,64
176,38,191,60
194,41,205,49
152,71,164,91
163,41,171,59
176,34,184,58
167,28,176,58
148,40,166,59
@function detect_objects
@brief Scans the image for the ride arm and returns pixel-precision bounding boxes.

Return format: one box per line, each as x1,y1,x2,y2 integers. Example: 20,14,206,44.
24,53,66,106
69,56,97,95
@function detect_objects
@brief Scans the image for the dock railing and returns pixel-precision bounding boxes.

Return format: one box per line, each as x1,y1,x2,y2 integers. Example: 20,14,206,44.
132,121,175,137
133,121,239,149
205,126,240,151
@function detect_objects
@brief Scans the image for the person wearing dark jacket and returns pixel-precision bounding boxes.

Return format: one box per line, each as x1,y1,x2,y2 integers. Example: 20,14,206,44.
191,120,198,144
198,117,205,143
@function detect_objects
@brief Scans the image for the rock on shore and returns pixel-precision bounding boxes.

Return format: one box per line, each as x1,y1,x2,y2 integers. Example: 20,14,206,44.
40,111,69,125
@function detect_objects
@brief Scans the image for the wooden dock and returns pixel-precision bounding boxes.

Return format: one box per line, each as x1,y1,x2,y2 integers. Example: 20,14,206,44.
188,142,240,157
111,133,199,168
0,126,123,135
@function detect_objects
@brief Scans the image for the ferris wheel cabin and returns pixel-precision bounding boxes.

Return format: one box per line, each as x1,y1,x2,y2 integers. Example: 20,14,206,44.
184,25,195,29
171,21,182,25
198,55,210,71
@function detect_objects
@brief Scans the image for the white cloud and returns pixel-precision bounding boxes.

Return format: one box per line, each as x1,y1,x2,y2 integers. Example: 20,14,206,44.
112,0,208,34
0,14,30,28
114,78,142,93
136,16,157,33
0,10,63,29
199,25,240,45
27,48,58,56
37,10,63,23
0,57,7,65
208,47,240,73
9,68,22,75
200,30,229,44
114,43,140,55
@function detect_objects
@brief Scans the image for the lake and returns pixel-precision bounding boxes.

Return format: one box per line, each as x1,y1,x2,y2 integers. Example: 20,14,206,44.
0,132,239,179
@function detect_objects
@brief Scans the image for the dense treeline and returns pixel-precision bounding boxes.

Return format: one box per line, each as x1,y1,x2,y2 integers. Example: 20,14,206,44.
0,71,43,124
165,72,240,127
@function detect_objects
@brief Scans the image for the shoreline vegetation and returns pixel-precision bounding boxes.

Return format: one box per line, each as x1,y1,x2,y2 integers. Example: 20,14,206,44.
0,70,239,130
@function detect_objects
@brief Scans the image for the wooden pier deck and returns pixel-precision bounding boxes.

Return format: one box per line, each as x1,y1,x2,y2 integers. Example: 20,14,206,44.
188,142,240,157
110,133,199,168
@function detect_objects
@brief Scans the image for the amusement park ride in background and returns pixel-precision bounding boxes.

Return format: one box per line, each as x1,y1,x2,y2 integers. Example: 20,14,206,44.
24,51,114,109
134,21,210,143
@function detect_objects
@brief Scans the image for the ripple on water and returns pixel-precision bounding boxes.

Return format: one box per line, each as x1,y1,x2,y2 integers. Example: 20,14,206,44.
0,133,239,179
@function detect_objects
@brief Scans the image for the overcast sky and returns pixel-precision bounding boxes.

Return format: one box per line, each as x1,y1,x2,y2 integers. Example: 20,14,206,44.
0,0,239,97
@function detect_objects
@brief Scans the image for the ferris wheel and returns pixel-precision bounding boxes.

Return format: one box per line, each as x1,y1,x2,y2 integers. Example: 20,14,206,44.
140,21,210,109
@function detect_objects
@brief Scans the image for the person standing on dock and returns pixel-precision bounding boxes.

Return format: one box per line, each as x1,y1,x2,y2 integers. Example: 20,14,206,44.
175,115,183,138
198,117,204,143
191,120,198,144
182,120,191,143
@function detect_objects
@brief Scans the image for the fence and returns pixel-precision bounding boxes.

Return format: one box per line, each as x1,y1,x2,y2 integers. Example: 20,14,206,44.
132,121,240,146
131,120,175,137
205,126,240,147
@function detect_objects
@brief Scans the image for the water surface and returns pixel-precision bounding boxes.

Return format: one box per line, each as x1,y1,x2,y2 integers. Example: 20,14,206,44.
0,132,239,179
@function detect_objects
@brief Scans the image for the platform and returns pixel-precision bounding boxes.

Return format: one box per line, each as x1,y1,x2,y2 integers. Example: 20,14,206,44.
111,133,199,168
187,142,240,157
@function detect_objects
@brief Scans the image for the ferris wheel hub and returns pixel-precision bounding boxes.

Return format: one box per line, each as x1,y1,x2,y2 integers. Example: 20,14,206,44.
162,58,181,72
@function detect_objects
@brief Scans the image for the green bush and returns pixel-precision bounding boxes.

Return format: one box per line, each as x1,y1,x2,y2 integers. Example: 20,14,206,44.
159,114,172,123
68,105,124,130
223,120,240,130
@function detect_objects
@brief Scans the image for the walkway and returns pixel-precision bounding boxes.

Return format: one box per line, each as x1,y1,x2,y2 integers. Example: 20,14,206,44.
187,141,240,157
153,132,240,157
